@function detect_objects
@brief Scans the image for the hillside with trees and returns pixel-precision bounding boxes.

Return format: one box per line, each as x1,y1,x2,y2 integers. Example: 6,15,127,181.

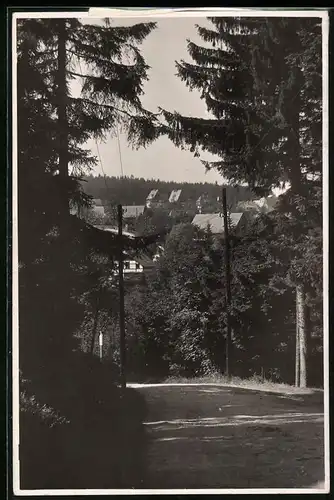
82,174,255,209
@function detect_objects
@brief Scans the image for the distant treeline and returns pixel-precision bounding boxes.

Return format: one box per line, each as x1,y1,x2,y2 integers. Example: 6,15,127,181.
82,175,255,208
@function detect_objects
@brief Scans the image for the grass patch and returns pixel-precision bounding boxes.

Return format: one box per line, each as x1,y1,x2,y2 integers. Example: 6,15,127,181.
162,373,322,395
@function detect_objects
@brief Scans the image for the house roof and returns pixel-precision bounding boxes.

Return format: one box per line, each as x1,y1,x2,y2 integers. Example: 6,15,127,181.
146,189,159,201
122,205,145,218
192,213,243,234
236,200,258,211
95,225,137,239
92,224,169,248
135,253,156,269
237,195,278,213
169,189,182,203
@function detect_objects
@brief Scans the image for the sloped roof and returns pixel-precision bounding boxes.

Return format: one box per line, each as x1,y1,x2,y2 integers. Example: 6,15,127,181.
93,198,104,206
192,213,243,234
67,217,166,259
135,253,155,269
146,189,159,201
123,205,145,218
95,225,137,239
236,200,258,211
169,189,182,203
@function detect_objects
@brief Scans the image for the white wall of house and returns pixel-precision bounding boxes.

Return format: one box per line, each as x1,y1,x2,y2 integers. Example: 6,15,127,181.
123,260,144,273
92,206,105,216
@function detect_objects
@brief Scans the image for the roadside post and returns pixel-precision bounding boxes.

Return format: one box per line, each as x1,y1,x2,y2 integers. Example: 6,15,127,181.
117,204,126,390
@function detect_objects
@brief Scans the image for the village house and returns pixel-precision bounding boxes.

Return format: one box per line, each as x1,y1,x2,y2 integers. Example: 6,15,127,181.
111,250,155,284
122,205,146,219
196,194,209,214
169,189,182,203
236,194,278,214
95,225,137,239
191,212,248,237
145,189,159,208
92,224,156,282
145,189,171,209
91,198,105,216
70,198,106,220
122,252,155,276
196,193,221,214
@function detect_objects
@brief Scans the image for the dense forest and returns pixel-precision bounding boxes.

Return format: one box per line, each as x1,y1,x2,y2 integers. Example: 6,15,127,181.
82,174,255,209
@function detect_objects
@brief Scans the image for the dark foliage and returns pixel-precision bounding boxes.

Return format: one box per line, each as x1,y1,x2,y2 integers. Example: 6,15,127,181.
17,16,156,488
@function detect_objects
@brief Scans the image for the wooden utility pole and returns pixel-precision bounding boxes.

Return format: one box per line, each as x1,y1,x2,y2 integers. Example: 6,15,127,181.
117,204,126,390
295,284,307,388
222,187,232,378
56,19,69,217
295,297,300,387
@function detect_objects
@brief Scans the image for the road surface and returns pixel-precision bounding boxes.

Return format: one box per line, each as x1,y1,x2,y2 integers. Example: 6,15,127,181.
129,383,325,490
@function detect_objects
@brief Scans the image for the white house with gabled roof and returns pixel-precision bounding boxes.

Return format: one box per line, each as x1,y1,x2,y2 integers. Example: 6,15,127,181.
191,212,247,236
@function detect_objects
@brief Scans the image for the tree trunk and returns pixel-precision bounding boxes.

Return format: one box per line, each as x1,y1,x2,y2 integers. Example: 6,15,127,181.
296,284,307,388
295,292,300,387
57,19,69,218
288,63,306,388
222,187,232,378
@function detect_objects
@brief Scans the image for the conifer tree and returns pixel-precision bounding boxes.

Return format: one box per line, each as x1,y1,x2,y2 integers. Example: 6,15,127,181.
154,16,322,385
17,17,157,379
17,17,157,226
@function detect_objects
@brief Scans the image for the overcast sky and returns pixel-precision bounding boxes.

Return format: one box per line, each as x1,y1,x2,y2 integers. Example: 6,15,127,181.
80,17,222,184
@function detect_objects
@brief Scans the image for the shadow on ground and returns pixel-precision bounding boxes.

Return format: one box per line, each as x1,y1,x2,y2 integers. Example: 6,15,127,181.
20,386,149,490
137,384,324,490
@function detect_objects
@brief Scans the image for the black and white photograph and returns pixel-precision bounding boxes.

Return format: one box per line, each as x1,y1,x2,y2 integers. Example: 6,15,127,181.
12,8,329,494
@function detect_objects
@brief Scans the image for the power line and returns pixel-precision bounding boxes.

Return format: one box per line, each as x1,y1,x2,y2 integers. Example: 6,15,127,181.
95,139,110,193
77,57,111,194
116,126,124,177
78,27,124,180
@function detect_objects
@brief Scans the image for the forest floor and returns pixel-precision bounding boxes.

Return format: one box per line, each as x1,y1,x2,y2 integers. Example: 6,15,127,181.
128,383,326,491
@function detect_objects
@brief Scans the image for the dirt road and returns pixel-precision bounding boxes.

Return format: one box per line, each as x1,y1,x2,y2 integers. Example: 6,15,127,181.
129,383,325,490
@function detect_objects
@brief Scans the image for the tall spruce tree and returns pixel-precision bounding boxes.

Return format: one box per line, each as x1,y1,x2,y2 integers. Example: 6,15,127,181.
17,17,157,379
154,17,322,385
250,17,322,388
18,17,157,226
